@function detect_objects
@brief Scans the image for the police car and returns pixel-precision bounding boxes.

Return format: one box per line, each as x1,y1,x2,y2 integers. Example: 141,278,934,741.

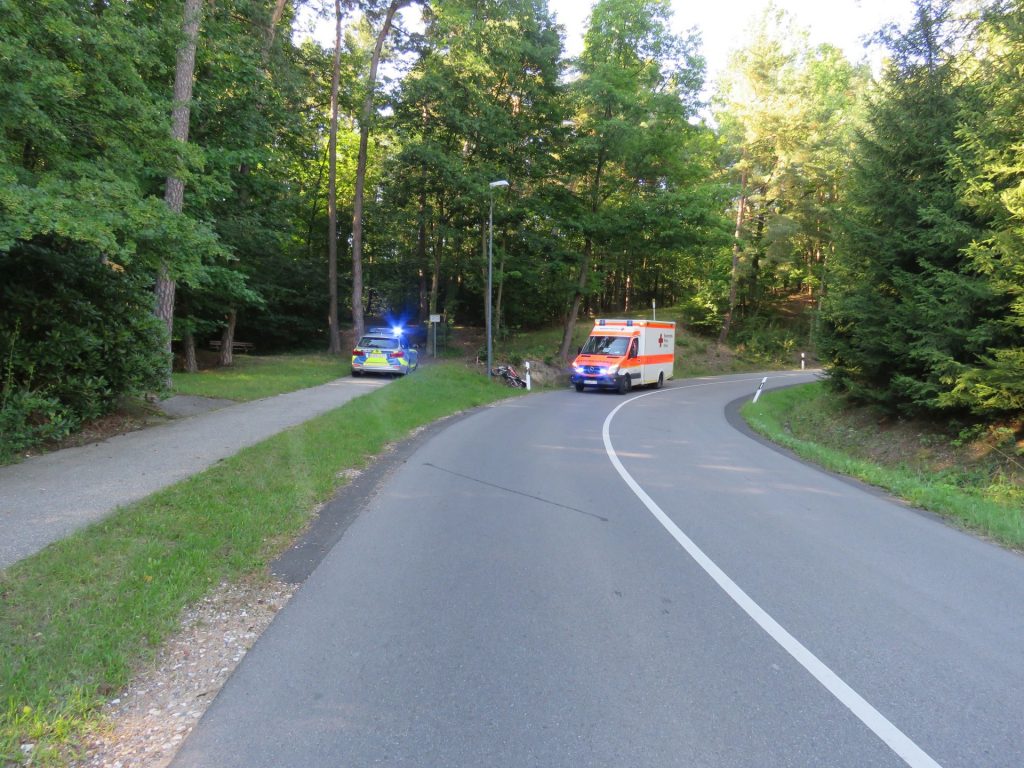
351,327,419,377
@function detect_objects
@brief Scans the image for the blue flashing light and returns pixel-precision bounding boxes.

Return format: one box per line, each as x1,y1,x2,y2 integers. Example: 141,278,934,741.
392,326,403,337
626,320,633,326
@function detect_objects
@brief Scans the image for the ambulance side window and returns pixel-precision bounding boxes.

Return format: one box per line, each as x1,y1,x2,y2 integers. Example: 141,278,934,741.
629,338,638,359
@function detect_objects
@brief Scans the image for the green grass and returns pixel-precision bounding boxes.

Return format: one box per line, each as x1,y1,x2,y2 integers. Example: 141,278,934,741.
742,382,1024,549
0,363,520,764
171,353,351,401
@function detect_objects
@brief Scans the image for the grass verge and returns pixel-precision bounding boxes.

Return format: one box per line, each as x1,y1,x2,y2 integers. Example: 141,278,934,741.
742,382,1024,549
0,363,520,765
171,353,351,402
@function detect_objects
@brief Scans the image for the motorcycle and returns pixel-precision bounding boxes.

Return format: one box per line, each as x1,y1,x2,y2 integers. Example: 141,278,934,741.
491,364,527,388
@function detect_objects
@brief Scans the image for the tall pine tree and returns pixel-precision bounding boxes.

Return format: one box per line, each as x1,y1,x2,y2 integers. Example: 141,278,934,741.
817,0,991,418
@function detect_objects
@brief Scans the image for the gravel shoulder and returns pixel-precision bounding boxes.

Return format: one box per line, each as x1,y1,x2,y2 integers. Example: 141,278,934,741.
68,579,296,768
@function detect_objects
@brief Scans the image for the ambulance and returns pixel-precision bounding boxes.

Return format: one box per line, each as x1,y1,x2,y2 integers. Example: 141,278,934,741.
570,319,675,393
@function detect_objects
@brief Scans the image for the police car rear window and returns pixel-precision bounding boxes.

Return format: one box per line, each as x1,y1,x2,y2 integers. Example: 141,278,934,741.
358,337,399,350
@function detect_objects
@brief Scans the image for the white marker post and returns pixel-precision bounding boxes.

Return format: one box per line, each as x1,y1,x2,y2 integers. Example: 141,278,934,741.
801,352,806,370
752,376,768,403
525,361,531,391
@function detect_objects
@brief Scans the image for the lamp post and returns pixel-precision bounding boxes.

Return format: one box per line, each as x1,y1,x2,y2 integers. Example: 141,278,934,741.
487,179,509,378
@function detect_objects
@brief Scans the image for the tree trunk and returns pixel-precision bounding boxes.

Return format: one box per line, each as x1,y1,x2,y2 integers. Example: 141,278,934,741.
156,0,203,387
417,187,428,320
182,327,198,373
719,166,748,345
558,144,606,361
429,203,444,356
351,0,406,342
326,0,343,355
218,309,237,367
265,0,288,50
557,238,591,361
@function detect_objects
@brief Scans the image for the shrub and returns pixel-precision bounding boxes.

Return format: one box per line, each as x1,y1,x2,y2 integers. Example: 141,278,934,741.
0,240,168,459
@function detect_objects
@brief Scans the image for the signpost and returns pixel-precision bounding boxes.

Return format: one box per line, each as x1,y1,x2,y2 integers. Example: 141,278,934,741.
429,314,441,357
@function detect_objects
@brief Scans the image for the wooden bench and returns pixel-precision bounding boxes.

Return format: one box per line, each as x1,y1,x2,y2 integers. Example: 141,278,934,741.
209,340,254,353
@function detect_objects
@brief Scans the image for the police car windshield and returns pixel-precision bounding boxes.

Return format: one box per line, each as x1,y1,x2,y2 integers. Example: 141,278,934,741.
358,336,399,350
581,335,629,356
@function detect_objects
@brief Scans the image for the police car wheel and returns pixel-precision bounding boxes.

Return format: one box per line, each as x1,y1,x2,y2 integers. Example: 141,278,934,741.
352,369,362,377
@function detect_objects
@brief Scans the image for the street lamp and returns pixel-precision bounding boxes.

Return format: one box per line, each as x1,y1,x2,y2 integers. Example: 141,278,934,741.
487,179,509,379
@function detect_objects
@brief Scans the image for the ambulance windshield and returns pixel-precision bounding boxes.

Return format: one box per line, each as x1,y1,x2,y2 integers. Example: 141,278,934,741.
581,335,629,356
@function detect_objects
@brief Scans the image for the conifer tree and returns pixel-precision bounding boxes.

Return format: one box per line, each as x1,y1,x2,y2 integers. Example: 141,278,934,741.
816,0,991,417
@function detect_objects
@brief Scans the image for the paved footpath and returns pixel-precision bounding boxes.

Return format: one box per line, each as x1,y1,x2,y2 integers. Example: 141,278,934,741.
0,376,388,570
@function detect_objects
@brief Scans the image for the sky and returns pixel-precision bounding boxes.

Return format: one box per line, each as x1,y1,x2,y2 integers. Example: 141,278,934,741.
297,0,919,96
549,0,918,90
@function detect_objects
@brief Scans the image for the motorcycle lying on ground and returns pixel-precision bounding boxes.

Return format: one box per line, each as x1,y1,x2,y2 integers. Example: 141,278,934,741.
491,365,527,388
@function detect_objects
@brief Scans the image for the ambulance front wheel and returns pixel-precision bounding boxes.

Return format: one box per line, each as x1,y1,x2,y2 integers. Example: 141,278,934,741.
617,373,631,394
575,382,585,392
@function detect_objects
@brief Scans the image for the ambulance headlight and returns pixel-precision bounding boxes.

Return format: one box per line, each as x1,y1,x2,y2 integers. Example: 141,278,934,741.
573,365,584,374
607,364,619,374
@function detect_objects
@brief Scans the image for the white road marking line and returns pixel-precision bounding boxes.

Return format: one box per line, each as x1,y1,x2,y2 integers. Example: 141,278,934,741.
602,380,942,768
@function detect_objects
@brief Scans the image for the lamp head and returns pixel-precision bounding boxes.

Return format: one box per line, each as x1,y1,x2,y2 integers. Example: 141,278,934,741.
489,180,509,189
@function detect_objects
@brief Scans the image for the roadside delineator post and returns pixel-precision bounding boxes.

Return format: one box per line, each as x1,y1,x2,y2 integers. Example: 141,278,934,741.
801,352,806,370
525,361,531,391
753,376,768,403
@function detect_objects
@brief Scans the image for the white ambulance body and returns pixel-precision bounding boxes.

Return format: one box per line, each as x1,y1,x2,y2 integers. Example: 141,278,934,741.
570,319,675,393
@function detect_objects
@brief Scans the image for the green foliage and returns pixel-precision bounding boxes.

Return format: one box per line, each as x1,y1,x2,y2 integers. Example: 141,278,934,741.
569,0,726,317
714,8,869,328
733,320,799,364
815,0,1016,420
941,0,1024,416
383,0,570,329
0,241,167,459
0,388,75,463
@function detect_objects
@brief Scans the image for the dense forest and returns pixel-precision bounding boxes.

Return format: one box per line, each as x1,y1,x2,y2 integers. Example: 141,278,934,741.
1,0,1021,453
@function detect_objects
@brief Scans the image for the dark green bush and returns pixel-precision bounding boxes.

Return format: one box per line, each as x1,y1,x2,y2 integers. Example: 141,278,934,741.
0,240,167,459
0,388,76,461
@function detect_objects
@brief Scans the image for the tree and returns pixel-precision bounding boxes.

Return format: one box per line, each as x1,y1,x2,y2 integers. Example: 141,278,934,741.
327,0,346,354
156,0,204,384
944,0,1024,416
556,0,711,360
350,0,410,344
816,0,992,417
714,6,867,343
386,0,568,338
1,0,220,440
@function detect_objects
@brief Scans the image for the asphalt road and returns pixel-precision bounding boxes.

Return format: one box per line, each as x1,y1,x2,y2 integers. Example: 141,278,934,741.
171,372,1024,768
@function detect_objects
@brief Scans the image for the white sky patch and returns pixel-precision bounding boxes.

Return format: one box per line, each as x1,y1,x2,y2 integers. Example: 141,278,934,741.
549,0,917,91
293,1,917,117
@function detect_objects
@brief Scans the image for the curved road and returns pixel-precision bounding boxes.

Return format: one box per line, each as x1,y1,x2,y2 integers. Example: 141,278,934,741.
171,372,1024,767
